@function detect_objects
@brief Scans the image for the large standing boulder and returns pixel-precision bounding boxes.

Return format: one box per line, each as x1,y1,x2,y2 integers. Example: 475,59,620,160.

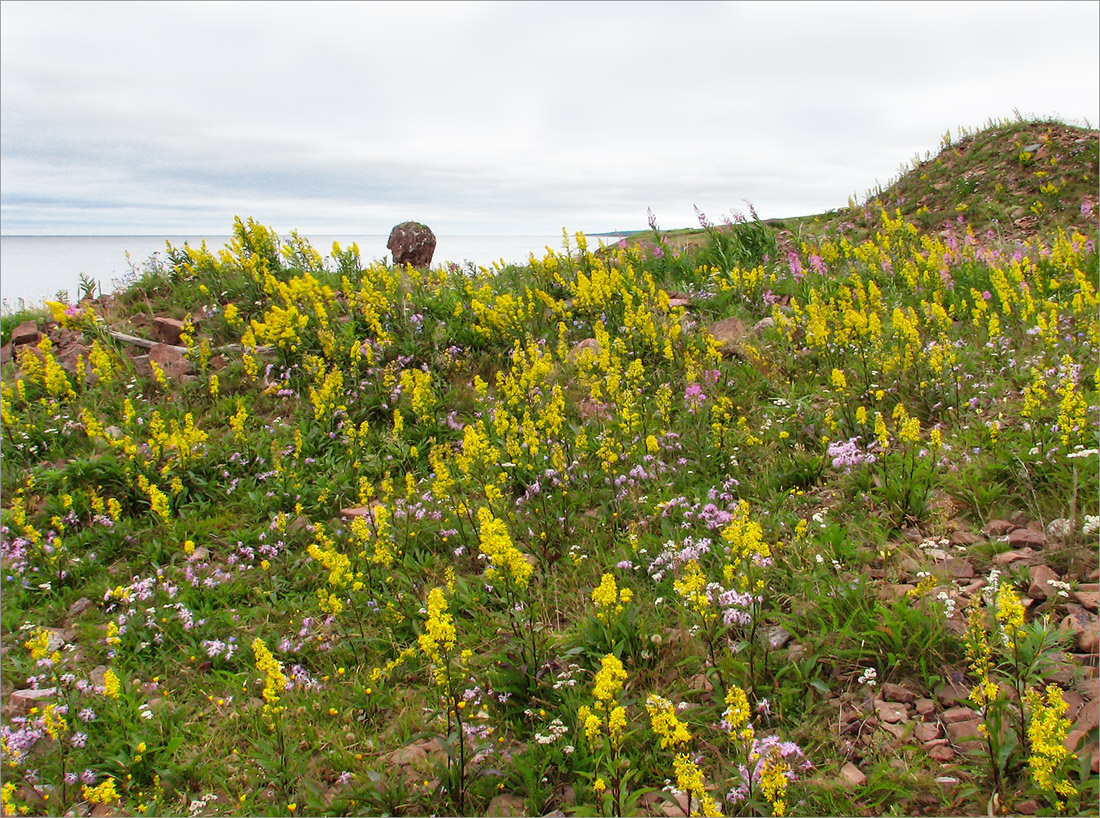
387,222,437,267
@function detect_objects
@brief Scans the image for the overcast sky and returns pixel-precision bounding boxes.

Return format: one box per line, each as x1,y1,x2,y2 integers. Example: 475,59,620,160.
2,0,1098,236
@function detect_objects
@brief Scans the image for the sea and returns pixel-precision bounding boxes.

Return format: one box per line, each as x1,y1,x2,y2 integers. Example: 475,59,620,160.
0,233,629,313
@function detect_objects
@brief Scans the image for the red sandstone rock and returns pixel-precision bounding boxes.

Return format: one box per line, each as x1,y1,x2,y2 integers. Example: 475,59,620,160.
387,222,437,267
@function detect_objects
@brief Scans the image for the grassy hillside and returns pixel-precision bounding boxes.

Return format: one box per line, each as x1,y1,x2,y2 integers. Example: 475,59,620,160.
1,119,1098,818
627,117,1098,257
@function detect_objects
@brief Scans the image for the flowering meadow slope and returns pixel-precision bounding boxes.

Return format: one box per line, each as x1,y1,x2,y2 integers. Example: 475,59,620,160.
2,126,1099,818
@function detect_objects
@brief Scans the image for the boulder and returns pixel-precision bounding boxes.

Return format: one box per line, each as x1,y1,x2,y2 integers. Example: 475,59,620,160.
707,317,747,353
838,762,866,788
387,221,437,267
1028,564,1061,600
983,519,1015,537
1008,528,1047,549
10,320,41,347
153,317,186,345
148,343,192,380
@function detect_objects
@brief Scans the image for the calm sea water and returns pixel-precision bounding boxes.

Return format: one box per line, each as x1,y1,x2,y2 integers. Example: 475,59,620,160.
0,234,623,313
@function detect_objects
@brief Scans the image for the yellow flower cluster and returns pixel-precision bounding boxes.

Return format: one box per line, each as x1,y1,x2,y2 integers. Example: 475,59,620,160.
252,638,288,721
24,627,59,665
418,586,457,686
476,507,532,589
671,754,722,817
674,560,713,620
645,694,692,749
578,654,629,753
307,525,352,589
758,746,791,817
136,475,172,523
963,600,999,709
995,582,1027,646
722,685,755,744
592,573,632,623
1025,684,1078,809
399,367,435,422
81,778,120,805
103,668,121,699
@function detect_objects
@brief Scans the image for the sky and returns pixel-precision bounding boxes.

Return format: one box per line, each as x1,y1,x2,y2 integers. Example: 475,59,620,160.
1,0,1098,237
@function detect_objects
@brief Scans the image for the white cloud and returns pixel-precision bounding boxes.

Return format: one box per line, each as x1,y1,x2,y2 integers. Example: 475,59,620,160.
2,0,1097,234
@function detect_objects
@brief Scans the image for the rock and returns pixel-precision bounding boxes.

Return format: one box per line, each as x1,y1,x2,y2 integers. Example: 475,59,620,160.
935,681,970,708
983,519,1015,537
707,317,747,353
153,317,186,345
1015,800,1039,816
882,682,916,704
992,547,1037,565
486,794,527,817
382,737,445,785
837,762,866,789
880,584,915,602
874,699,910,724
0,342,11,364
148,343,192,380
946,559,974,580
1009,528,1047,549
945,718,985,754
933,775,958,790
1028,564,1061,600
1074,584,1099,612
10,320,41,346
764,625,792,650
959,579,988,597
688,673,713,693
941,706,976,724
1061,690,1085,722
1066,729,1100,774
1046,660,1080,687
915,698,936,717
880,720,910,740
1078,698,1100,732
56,343,92,378
927,744,955,763
387,222,437,267
9,687,58,714
89,666,109,687
67,597,94,619
288,515,311,534
339,505,380,522
914,722,941,742
949,529,984,547
750,316,775,334
667,298,693,310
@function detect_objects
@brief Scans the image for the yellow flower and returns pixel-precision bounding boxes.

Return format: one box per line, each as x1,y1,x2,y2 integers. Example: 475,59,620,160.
82,779,120,805
995,583,1026,644
592,654,627,706
103,668,121,699
1026,685,1078,806
646,694,692,749
252,638,288,719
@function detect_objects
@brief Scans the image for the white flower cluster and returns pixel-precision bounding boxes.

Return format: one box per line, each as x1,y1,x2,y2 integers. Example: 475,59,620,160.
857,667,878,687
936,591,957,619
534,718,569,745
1046,579,1072,599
